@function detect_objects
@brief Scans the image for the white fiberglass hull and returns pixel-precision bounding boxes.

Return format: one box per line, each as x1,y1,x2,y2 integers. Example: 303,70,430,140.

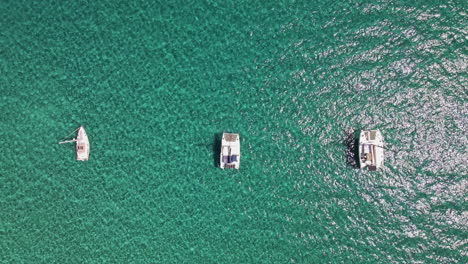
359,130,383,171
220,133,240,169
76,126,90,161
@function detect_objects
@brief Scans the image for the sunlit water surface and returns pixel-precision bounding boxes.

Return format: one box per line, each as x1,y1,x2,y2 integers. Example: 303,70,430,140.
1,1,466,263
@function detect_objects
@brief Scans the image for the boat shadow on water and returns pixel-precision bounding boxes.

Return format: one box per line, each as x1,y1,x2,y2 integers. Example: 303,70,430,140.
213,133,222,167
344,130,360,169
194,133,221,168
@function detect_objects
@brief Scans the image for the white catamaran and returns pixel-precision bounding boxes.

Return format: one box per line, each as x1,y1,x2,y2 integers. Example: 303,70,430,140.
359,130,383,171
59,126,90,161
220,133,240,169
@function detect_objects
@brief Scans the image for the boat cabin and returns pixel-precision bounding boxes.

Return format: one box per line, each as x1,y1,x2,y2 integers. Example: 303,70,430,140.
359,130,383,170
220,133,240,169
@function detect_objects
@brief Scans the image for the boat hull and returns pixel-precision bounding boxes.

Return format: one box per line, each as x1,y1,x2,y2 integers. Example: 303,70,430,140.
76,126,90,161
220,133,240,169
359,130,383,170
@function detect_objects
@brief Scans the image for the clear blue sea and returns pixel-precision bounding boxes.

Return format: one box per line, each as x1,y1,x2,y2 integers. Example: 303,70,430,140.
1,0,466,263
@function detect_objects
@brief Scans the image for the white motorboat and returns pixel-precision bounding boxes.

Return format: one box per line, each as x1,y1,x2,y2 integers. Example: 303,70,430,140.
220,133,240,169
359,130,383,171
59,126,90,161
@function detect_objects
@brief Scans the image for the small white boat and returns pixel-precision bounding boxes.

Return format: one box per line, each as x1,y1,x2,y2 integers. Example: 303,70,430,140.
359,130,383,171
59,126,90,161
220,133,240,169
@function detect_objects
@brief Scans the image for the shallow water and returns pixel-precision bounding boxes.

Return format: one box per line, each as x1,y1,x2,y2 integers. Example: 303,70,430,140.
1,0,466,263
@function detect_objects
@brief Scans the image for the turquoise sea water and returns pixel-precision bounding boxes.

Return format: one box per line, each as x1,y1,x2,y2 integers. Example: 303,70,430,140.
1,0,466,263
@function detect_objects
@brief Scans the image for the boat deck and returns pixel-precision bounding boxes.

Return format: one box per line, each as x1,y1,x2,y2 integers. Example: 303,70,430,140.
223,133,238,142
359,130,383,170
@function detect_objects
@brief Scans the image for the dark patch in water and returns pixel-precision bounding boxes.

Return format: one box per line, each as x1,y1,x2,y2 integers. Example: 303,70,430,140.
213,133,222,167
344,130,359,169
